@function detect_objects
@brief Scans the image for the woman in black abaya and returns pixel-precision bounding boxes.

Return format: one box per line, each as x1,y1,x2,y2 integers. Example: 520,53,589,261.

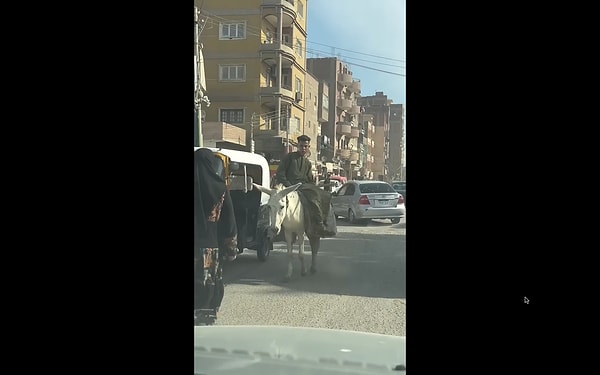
194,148,237,324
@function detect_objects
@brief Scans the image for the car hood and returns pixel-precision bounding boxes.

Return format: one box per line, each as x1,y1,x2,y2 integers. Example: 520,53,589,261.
195,325,405,374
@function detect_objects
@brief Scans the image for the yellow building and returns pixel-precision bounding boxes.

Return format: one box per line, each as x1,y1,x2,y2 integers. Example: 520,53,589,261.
198,0,309,162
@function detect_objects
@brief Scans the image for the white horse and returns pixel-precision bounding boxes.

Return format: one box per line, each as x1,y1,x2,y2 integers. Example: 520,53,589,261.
253,182,321,281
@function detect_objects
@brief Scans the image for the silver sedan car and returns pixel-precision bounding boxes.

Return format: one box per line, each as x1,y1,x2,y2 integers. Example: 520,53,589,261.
331,181,405,224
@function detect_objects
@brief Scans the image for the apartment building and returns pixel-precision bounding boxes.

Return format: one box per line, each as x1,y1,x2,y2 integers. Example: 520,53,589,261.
358,113,375,180
306,57,362,178
199,0,310,163
357,92,392,181
303,71,326,172
389,104,405,181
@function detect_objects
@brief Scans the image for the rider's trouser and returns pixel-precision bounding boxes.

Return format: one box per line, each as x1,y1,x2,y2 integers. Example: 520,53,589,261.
298,184,332,225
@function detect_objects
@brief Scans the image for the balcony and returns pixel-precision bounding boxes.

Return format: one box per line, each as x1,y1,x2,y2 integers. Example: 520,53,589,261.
255,128,280,136
203,122,246,147
336,98,352,110
350,151,360,162
260,41,295,66
337,73,353,85
348,79,361,93
336,122,352,136
347,105,361,115
337,148,351,160
350,127,360,138
259,86,294,108
262,0,296,27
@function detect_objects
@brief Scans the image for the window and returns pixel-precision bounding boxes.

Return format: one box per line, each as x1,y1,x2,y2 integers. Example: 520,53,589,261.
345,184,355,196
295,77,302,93
219,22,246,39
323,95,329,111
295,39,303,57
220,109,244,124
282,73,291,89
294,116,301,132
359,183,396,194
283,34,291,46
219,65,245,81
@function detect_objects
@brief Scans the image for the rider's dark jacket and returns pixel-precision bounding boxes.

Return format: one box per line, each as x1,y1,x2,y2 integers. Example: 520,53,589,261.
275,151,314,187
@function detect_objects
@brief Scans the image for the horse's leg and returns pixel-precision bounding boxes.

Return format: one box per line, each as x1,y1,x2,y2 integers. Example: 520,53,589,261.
284,229,294,282
309,235,320,274
298,232,307,276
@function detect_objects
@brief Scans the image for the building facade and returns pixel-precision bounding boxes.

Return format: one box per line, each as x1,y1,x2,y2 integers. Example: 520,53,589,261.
357,92,392,181
389,104,405,181
199,0,310,162
357,113,375,180
307,57,362,178
303,71,325,172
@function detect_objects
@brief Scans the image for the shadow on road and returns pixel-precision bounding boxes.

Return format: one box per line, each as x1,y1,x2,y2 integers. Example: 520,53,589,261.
222,231,405,299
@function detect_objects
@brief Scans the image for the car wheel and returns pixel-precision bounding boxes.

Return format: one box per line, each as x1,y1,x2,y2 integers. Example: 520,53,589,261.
348,209,358,224
390,217,401,224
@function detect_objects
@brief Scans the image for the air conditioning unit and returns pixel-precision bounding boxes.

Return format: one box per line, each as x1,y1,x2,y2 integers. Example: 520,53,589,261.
295,92,303,102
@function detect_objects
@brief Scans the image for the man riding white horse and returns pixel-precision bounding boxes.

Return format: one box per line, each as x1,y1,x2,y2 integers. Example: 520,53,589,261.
275,135,336,237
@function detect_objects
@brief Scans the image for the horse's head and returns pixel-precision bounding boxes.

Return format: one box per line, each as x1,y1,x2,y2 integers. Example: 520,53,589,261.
253,182,302,239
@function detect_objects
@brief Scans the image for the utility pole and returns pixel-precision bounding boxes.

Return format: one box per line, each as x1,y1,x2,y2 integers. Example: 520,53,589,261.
194,7,203,147
286,105,290,154
250,112,256,153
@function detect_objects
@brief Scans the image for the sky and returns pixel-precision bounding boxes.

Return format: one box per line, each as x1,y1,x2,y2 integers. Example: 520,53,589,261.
306,0,406,106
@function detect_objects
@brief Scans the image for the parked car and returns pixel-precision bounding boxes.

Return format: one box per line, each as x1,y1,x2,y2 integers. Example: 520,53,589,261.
317,179,341,193
331,181,405,224
391,181,406,204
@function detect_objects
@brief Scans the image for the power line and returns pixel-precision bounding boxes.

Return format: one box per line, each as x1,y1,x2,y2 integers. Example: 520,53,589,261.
307,40,405,62
306,47,404,68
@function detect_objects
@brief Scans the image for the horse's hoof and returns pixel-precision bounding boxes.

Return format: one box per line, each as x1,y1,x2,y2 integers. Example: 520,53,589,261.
310,268,317,274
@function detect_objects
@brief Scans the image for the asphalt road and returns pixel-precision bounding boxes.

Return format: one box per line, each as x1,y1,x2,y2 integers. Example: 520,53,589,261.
217,215,406,336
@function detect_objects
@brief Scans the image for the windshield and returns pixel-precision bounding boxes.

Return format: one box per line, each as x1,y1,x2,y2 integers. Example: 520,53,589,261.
194,0,406,372
359,183,397,194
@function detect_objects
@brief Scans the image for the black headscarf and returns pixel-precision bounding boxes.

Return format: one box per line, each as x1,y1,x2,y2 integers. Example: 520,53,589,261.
194,148,237,252
195,148,226,221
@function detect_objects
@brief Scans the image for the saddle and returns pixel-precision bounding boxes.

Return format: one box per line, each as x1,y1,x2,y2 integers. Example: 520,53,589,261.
296,190,337,237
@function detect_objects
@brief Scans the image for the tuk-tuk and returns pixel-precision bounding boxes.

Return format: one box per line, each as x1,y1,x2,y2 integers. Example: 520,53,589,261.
194,147,273,261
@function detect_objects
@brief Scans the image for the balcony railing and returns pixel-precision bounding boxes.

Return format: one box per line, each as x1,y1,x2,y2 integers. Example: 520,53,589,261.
337,148,351,160
259,85,294,98
336,98,352,110
262,0,296,15
260,41,295,59
349,79,361,93
347,105,361,115
337,73,352,85
336,122,352,136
